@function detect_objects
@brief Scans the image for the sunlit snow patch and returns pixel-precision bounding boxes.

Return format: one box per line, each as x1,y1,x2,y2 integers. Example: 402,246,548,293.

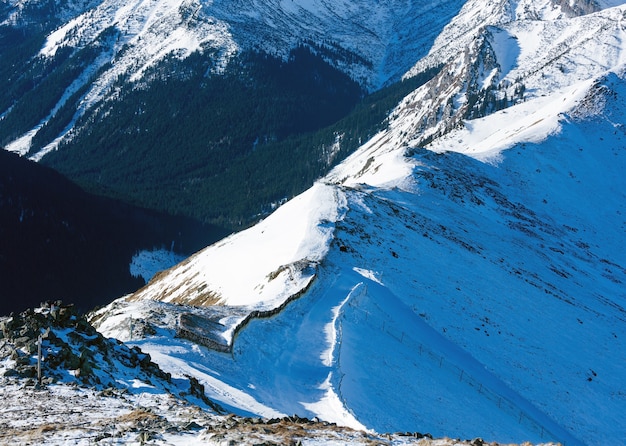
353,267,383,285
427,79,594,162
130,248,187,283
301,375,367,432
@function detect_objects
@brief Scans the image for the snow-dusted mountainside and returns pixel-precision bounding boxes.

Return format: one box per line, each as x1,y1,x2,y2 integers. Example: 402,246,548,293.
95,68,626,444
89,3,626,445
3,0,623,229
0,0,457,229
3,1,626,444
400,0,626,146
1,0,467,159
3,0,613,159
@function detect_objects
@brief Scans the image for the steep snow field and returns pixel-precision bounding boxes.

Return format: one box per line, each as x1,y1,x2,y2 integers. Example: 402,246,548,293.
96,64,626,445
126,182,344,330
5,1,624,444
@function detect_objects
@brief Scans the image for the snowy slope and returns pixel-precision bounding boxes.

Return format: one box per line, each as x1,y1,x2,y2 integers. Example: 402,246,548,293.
87,2,626,445
95,70,626,446
408,0,625,76
128,183,343,315
399,2,626,147
205,0,466,87
3,305,488,446
33,0,467,88
324,75,626,444
3,0,618,444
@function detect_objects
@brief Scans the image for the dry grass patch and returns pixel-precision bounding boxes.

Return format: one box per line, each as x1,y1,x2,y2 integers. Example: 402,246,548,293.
115,408,161,424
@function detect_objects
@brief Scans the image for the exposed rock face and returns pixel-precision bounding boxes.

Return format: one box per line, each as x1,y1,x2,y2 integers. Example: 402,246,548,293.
556,0,602,17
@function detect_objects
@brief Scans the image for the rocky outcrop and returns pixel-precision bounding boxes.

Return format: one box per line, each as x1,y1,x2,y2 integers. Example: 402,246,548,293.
2,302,170,389
556,0,601,17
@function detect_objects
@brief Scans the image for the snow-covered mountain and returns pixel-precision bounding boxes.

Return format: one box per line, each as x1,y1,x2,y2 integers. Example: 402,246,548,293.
2,0,466,158
94,79,626,445
3,0,626,444
86,2,626,445
4,0,624,228
2,0,468,227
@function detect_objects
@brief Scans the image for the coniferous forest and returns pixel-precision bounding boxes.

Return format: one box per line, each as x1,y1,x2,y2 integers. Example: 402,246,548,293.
35,46,438,229
0,32,437,310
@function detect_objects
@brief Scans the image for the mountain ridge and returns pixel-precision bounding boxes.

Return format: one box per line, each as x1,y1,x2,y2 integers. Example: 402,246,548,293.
94,9,626,442
90,77,626,446
1,1,626,444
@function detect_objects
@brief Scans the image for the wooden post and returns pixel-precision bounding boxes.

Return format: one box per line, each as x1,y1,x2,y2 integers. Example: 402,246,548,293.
37,334,42,386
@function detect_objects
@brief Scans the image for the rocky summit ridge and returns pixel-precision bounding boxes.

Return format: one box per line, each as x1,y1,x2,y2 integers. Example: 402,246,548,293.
0,303,562,446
